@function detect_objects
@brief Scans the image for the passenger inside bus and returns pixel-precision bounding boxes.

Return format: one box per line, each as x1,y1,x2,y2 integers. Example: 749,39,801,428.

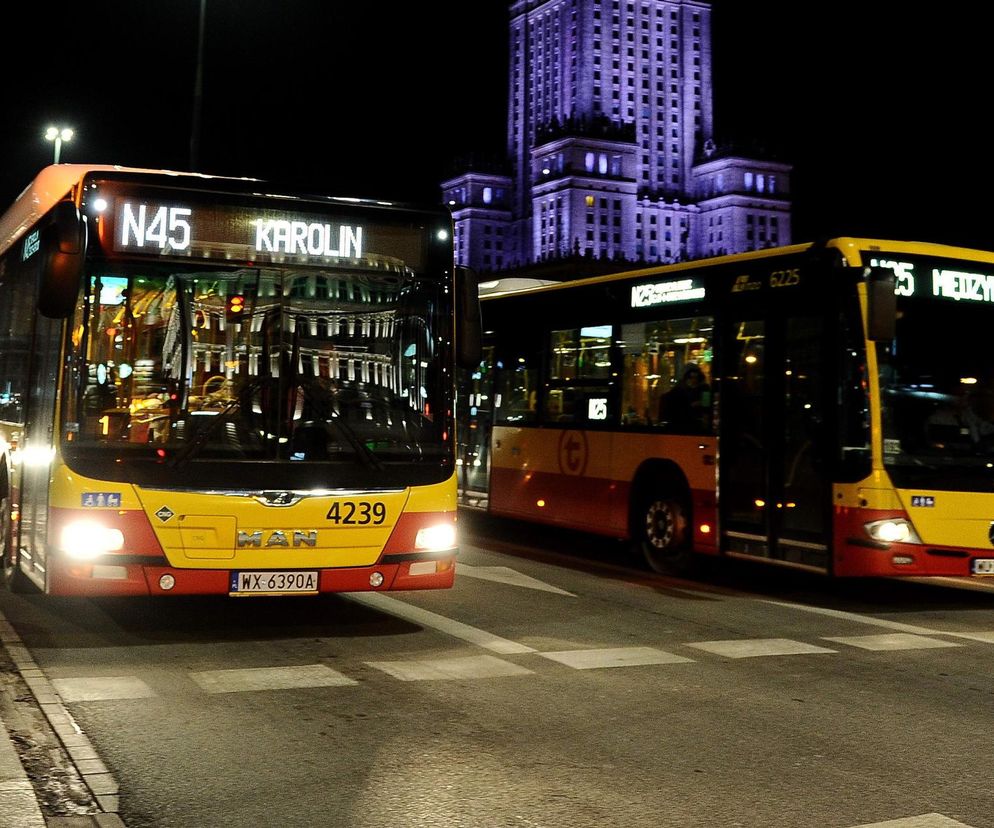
659,363,711,433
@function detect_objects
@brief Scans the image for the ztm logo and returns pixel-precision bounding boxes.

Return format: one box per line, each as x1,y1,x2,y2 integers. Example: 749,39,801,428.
557,430,588,476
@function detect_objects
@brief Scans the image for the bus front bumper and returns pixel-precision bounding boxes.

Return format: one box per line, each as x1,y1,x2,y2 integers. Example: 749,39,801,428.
45,553,457,596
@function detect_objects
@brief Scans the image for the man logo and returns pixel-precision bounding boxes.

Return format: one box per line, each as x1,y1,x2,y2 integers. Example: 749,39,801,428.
237,530,318,548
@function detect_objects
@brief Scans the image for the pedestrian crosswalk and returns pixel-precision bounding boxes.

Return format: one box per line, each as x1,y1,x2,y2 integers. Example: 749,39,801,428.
43,626,994,701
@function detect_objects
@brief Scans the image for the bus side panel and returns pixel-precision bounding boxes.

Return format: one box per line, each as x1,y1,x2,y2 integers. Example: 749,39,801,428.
610,432,719,553
489,426,622,535
489,426,718,545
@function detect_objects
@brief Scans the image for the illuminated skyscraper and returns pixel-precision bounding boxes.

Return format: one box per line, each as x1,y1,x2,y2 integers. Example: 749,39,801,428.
442,0,791,273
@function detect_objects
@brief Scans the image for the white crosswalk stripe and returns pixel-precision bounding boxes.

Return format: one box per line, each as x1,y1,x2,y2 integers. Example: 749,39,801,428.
51,676,156,703
189,664,357,694
538,646,693,669
848,814,975,827
366,654,532,681
823,633,963,651
686,637,837,658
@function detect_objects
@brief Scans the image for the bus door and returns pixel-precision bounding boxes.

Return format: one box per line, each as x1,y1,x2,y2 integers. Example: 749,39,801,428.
18,315,64,586
718,311,831,572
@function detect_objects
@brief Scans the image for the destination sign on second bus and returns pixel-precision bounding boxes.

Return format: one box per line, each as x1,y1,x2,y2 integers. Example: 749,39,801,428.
869,253,994,304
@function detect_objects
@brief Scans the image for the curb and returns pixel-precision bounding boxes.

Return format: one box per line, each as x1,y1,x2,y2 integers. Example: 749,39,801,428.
0,610,122,821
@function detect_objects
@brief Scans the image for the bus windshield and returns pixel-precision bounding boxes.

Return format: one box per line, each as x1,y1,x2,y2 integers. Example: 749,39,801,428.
878,286,994,491
61,262,453,490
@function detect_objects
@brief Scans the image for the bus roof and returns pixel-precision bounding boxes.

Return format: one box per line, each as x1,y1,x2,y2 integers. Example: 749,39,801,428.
0,164,449,260
0,164,259,258
478,237,994,301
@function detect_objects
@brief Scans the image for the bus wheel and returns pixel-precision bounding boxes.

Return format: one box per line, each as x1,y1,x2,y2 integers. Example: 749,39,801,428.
0,495,34,594
637,492,693,575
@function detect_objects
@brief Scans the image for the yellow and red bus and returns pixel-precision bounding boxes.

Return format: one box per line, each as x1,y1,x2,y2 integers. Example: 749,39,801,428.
0,165,480,596
458,238,994,578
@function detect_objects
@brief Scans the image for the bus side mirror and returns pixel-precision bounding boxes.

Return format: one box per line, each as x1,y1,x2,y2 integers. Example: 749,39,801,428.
456,265,482,369
38,201,86,319
865,266,896,342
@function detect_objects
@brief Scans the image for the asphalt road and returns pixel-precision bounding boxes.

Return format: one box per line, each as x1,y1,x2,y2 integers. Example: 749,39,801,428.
3,509,994,828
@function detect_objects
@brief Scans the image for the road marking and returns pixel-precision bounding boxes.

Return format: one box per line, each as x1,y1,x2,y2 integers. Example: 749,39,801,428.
762,599,994,645
943,630,994,643
686,638,837,658
366,655,533,681
51,676,156,703
347,592,536,654
189,664,357,694
760,600,944,635
849,815,975,827
823,633,963,651
909,575,994,594
457,562,575,596
539,646,693,670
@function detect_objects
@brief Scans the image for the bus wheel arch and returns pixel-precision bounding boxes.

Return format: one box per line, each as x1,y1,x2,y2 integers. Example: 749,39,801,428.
629,460,695,575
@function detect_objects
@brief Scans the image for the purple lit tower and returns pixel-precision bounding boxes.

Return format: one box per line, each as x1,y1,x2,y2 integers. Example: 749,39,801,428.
441,0,792,274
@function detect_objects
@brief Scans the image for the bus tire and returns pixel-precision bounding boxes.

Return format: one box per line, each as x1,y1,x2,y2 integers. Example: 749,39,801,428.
0,495,34,594
636,490,694,575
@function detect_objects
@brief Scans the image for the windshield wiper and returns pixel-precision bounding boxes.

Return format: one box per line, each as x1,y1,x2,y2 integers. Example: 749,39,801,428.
167,378,265,469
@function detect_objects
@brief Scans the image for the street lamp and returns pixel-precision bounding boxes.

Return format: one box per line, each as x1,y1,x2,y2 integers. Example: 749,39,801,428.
45,126,74,164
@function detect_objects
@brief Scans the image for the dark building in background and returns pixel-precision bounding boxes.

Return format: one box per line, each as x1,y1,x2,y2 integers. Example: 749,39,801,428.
442,0,791,275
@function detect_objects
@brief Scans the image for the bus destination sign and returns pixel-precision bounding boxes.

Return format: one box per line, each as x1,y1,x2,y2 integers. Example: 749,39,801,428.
98,191,426,269
630,277,705,308
869,253,994,304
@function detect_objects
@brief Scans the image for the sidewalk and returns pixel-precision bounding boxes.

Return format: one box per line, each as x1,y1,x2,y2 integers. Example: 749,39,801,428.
0,711,45,828
0,611,126,827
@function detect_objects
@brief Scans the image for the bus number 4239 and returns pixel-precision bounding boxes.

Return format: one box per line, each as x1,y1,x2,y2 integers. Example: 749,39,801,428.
326,501,386,525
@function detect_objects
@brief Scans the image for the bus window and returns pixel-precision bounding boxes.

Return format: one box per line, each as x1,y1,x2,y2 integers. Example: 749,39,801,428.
618,317,713,429
495,353,537,424
545,326,613,423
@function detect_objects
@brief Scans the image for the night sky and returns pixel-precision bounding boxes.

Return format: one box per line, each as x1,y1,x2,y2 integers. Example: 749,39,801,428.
2,1,989,250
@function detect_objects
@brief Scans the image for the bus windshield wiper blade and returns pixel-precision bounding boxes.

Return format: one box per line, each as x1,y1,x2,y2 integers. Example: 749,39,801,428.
167,378,264,469
295,381,383,470
327,411,383,470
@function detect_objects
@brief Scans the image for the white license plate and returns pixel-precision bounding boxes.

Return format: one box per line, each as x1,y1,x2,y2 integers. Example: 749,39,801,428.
972,559,994,576
229,570,319,595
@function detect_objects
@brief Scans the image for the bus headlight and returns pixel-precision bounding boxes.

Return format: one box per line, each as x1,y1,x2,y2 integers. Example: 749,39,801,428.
60,520,125,560
864,518,920,544
415,523,457,552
